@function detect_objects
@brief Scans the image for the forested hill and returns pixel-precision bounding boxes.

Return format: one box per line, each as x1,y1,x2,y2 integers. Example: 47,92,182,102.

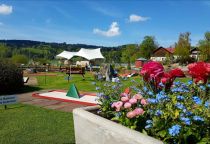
0,40,119,51
0,39,126,63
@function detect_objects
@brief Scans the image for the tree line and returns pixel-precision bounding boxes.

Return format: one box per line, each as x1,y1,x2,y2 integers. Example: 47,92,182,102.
0,31,209,66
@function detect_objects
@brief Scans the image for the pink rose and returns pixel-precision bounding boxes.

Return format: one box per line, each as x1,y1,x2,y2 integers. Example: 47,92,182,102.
140,98,147,105
111,102,116,108
129,98,137,104
126,111,136,118
115,101,123,111
121,96,129,102
133,108,144,116
133,94,143,100
124,102,132,109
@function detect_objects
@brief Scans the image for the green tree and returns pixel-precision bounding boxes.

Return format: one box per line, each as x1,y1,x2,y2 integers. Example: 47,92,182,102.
139,36,158,59
175,32,191,64
12,54,28,65
121,44,138,69
198,31,210,61
0,43,8,58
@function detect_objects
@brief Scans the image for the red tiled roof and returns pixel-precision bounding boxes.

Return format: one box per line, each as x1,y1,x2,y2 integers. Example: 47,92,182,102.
165,48,175,53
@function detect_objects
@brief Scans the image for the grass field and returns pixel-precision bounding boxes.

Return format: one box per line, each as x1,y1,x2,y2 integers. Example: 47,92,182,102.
33,72,190,92
0,104,75,144
34,72,140,92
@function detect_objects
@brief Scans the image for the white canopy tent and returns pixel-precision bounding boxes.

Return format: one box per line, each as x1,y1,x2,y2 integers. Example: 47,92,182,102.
56,51,77,60
56,48,104,60
75,48,104,60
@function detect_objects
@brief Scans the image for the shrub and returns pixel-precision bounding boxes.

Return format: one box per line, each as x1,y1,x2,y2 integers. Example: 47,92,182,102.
0,60,24,95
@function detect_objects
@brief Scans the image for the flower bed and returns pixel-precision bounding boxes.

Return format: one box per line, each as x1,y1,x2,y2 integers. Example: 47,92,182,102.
94,61,210,143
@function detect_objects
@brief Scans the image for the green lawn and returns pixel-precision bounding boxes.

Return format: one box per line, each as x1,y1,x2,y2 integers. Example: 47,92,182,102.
0,104,75,144
28,72,190,92
35,72,140,92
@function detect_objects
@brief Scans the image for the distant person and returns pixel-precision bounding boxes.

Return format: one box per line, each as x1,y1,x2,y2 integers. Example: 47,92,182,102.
89,62,92,72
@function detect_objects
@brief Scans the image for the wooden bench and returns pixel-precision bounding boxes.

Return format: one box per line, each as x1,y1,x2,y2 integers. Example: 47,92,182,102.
66,67,85,81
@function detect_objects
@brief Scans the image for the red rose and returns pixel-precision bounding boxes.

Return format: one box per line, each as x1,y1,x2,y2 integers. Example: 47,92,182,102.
140,61,164,82
169,68,185,78
187,62,209,84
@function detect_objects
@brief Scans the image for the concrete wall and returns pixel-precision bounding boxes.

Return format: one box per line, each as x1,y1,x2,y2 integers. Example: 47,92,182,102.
73,106,163,144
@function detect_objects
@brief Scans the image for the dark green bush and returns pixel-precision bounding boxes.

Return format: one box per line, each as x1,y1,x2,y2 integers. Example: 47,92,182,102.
0,60,23,95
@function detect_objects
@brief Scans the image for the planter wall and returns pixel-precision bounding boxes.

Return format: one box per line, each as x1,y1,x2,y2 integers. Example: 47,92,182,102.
73,106,163,144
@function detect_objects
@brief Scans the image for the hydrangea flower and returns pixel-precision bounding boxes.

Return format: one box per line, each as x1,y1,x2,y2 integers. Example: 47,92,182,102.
145,124,152,129
187,80,193,85
148,91,154,96
177,95,184,101
147,98,157,104
146,120,153,124
192,96,202,105
193,116,204,121
155,110,162,116
180,117,191,125
95,87,100,90
168,124,181,136
199,85,206,91
175,103,185,110
204,101,209,108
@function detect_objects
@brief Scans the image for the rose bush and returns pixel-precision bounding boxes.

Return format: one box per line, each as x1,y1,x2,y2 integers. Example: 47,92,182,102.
95,61,210,143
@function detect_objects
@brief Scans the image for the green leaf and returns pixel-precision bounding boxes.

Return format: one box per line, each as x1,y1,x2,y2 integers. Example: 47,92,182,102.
142,129,148,135
158,130,166,138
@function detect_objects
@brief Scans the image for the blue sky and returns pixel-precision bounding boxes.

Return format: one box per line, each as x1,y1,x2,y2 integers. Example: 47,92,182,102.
0,0,210,47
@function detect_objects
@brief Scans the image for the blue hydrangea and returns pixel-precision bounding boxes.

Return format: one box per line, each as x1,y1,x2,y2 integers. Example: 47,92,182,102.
176,103,185,110
192,96,202,105
155,110,162,116
95,87,100,90
177,95,184,101
145,124,152,129
143,86,148,92
146,120,153,124
199,85,206,91
207,84,210,88
180,117,191,125
147,98,157,104
156,93,169,102
187,80,193,85
168,124,181,136
193,116,204,121
148,91,154,96
185,111,192,116
204,101,209,108
173,81,181,86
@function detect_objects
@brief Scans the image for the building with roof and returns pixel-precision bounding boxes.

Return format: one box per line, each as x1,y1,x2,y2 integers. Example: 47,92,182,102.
135,57,147,68
150,47,175,62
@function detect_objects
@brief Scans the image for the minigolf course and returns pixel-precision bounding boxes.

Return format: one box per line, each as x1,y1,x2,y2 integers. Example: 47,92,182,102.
32,83,98,106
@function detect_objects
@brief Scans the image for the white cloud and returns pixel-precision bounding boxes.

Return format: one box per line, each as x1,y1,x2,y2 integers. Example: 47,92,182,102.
129,14,150,22
93,22,120,37
0,4,13,15
0,22,3,26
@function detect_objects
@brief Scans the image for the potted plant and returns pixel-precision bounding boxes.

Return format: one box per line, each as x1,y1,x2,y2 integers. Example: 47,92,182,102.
73,61,210,144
